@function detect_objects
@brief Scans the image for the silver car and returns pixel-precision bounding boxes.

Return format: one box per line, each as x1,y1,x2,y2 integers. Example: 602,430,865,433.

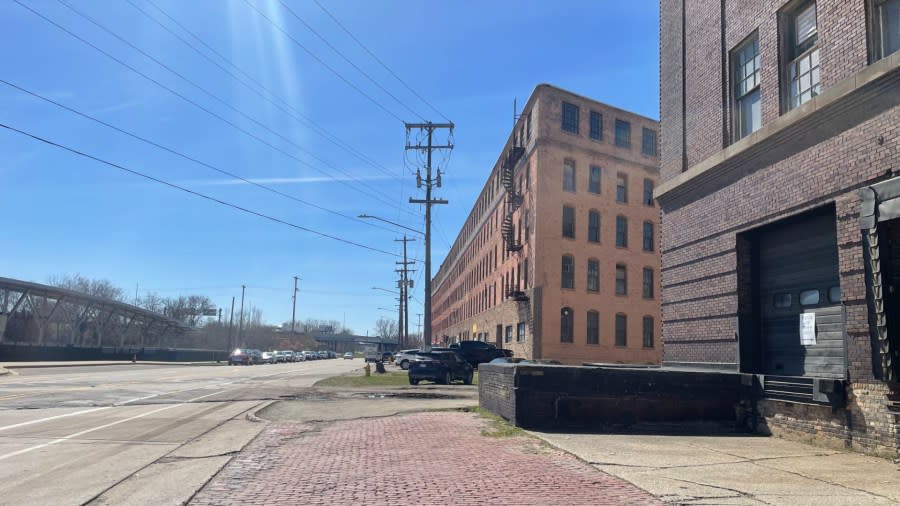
394,349,423,370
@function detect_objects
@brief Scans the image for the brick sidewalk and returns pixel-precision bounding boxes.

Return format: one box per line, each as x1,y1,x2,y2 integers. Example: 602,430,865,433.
190,411,661,505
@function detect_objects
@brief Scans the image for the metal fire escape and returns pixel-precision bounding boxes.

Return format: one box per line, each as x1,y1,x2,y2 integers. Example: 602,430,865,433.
501,144,529,302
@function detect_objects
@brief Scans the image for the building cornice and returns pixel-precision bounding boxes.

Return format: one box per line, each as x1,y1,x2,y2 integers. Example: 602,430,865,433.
655,51,900,210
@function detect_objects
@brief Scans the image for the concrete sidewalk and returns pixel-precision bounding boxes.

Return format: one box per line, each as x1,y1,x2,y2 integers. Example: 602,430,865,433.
529,426,900,505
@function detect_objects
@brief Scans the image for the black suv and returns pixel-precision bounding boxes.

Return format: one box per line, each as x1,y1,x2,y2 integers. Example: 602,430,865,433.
407,351,474,385
449,341,512,368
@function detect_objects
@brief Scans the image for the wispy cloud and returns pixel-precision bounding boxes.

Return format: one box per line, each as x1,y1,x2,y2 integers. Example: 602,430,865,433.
88,98,145,115
184,175,398,186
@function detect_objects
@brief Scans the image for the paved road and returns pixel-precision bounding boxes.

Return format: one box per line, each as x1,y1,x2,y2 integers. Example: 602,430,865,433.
0,359,359,505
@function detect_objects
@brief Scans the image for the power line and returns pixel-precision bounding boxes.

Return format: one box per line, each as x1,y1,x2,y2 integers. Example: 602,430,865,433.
134,0,399,180
0,121,403,259
274,0,425,121
240,0,406,123
0,78,399,236
52,0,410,215
311,0,451,123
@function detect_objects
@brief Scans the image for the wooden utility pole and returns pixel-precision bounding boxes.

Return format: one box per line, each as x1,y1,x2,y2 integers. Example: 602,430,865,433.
395,236,415,348
406,122,453,349
291,276,300,334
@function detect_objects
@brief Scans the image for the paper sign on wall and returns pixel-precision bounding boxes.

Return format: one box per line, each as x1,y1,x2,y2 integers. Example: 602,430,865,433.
800,312,817,346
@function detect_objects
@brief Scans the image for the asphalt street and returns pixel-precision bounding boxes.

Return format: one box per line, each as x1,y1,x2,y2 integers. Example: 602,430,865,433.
0,359,359,505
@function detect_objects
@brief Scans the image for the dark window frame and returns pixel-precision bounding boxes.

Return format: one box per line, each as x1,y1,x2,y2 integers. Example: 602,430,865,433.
517,322,526,342
563,159,576,192
616,215,628,248
615,119,631,148
643,178,654,206
589,165,602,194
562,102,579,133
643,221,654,252
562,205,576,239
868,0,900,62
641,128,658,156
732,32,762,141
642,316,654,348
615,264,627,295
587,259,600,292
615,313,627,346
588,210,601,243
589,110,602,140
642,267,655,299
560,307,574,343
561,255,575,289
587,310,600,345
616,173,628,203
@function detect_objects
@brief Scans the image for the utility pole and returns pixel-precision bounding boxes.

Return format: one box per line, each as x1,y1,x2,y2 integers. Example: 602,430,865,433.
406,122,453,349
416,313,423,346
395,236,415,348
228,296,235,351
291,276,300,334
238,285,246,347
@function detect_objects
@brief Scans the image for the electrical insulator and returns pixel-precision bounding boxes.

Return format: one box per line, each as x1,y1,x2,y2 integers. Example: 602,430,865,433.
436,169,442,188
416,169,422,189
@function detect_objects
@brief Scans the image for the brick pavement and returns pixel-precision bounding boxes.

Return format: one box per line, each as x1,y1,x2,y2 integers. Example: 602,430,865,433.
190,411,661,505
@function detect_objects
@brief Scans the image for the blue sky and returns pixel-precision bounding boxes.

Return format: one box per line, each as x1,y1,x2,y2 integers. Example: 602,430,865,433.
0,0,659,336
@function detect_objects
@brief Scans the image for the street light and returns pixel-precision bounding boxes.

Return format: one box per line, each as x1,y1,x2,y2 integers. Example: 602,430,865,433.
358,214,424,236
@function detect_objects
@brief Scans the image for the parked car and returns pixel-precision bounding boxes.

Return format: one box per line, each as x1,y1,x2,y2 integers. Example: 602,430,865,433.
343,352,353,360
293,351,306,361
228,348,252,365
248,349,262,364
381,351,394,362
364,349,381,362
317,351,328,360
302,351,316,360
274,350,289,363
260,351,276,364
449,341,512,368
407,351,474,385
394,349,422,370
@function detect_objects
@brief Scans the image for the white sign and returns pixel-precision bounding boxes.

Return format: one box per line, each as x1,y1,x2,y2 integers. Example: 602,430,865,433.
800,313,817,346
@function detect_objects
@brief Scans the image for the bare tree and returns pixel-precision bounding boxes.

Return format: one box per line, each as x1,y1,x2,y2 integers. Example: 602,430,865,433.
374,317,398,340
48,274,125,301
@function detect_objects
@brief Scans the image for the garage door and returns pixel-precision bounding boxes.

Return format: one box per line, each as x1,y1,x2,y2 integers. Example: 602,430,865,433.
759,208,844,378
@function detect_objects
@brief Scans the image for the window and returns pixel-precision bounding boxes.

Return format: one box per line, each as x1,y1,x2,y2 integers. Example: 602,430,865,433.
642,268,654,299
615,119,631,148
562,255,575,289
587,311,599,344
588,211,600,243
799,289,820,305
526,112,532,140
641,128,657,156
869,0,900,62
784,2,820,110
562,101,579,133
589,111,602,140
643,222,654,251
587,259,599,292
561,307,574,343
589,166,602,194
828,286,841,303
505,325,513,343
616,216,628,248
774,293,793,308
615,264,627,295
517,322,526,342
732,34,762,140
642,316,654,348
562,206,576,238
616,173,628,203
615,313,627,346
643,178,654,206
563,159,576,192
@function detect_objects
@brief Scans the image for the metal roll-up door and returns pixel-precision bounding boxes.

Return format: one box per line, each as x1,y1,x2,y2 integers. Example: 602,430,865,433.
759,208,844,378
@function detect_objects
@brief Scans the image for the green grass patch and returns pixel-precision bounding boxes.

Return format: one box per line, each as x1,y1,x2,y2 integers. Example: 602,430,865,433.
469,406,526,438
314,370,410,387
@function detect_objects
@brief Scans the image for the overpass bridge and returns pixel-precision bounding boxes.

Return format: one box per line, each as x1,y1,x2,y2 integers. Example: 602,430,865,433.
0,276,190,348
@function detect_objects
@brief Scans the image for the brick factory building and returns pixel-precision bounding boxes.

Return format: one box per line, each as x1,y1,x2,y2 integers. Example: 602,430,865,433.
432,84,661,366
657,0,900,455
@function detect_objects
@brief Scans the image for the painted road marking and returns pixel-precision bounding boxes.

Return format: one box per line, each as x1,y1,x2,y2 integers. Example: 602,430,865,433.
0,389,225,462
